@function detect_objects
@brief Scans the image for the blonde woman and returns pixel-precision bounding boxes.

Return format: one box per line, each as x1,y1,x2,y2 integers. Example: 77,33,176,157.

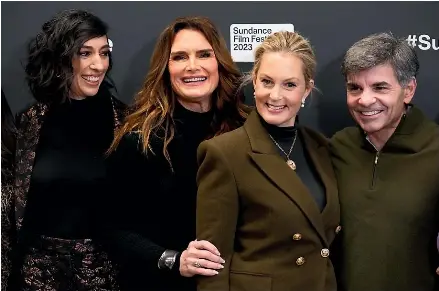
196,31,340,291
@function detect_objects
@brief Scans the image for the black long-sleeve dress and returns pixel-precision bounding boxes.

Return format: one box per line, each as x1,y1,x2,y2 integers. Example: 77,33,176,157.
101,101,215,291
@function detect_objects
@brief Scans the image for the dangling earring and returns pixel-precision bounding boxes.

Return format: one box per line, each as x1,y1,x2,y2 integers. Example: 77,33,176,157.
253,91,256,98
301,98,305,108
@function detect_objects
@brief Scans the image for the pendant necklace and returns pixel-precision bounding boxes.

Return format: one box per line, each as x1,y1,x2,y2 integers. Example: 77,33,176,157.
268,131,298,170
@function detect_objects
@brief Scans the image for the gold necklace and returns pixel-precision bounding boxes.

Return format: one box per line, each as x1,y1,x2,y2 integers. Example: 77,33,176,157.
268,131,298,170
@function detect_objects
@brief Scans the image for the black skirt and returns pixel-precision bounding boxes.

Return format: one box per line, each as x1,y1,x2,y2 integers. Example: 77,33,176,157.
20,235,119,291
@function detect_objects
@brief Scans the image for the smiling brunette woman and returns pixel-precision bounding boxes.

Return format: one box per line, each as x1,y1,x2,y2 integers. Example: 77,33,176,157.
100,16,249,291
8,9,125,291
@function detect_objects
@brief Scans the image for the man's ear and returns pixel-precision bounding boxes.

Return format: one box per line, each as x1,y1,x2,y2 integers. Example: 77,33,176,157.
403,77,417,104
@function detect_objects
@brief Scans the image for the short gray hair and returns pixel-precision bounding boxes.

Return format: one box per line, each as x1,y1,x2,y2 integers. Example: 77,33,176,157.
341,32,419,87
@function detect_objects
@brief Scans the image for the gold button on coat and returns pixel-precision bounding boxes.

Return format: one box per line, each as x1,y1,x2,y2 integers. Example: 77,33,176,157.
321,248,330,258
296,257,305,266
293,233,302,240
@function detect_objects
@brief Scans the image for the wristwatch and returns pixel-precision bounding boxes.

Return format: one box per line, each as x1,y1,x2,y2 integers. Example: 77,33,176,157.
158,250,179,270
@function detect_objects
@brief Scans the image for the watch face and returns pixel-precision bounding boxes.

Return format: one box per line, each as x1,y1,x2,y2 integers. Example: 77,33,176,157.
165,257,175,269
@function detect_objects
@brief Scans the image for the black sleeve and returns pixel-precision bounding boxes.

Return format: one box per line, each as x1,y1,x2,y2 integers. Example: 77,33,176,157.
95,133,167,269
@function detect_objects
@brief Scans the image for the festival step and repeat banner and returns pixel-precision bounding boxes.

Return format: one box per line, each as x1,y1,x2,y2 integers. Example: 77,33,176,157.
2,1,438,135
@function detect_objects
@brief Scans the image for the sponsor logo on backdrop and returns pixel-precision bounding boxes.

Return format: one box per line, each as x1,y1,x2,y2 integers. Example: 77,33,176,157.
406,34,438,51
230,24,295,62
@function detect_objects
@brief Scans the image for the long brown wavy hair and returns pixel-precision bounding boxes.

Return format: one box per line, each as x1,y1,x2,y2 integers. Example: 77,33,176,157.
109,16,249,166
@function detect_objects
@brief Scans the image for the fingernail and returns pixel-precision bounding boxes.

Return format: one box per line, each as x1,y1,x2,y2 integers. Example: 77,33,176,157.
213,270,219,275
219,265,224,269
221,259,225,264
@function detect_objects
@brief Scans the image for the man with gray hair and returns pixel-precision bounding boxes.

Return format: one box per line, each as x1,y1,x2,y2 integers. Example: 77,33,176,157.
330,32,439,291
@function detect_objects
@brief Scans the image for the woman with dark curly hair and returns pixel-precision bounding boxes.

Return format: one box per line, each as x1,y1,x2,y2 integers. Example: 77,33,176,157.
8,9,125,291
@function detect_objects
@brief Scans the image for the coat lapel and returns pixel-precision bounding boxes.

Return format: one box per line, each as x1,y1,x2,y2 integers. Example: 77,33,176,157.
300,129,339,231
244,111,328,244
110,95,126,132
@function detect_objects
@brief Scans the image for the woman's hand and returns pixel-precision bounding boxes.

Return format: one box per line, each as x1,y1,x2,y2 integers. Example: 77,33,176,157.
180,240,225,277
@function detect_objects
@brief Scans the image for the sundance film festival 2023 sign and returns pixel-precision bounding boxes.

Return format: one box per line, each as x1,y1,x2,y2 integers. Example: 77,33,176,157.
230,24,295,62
